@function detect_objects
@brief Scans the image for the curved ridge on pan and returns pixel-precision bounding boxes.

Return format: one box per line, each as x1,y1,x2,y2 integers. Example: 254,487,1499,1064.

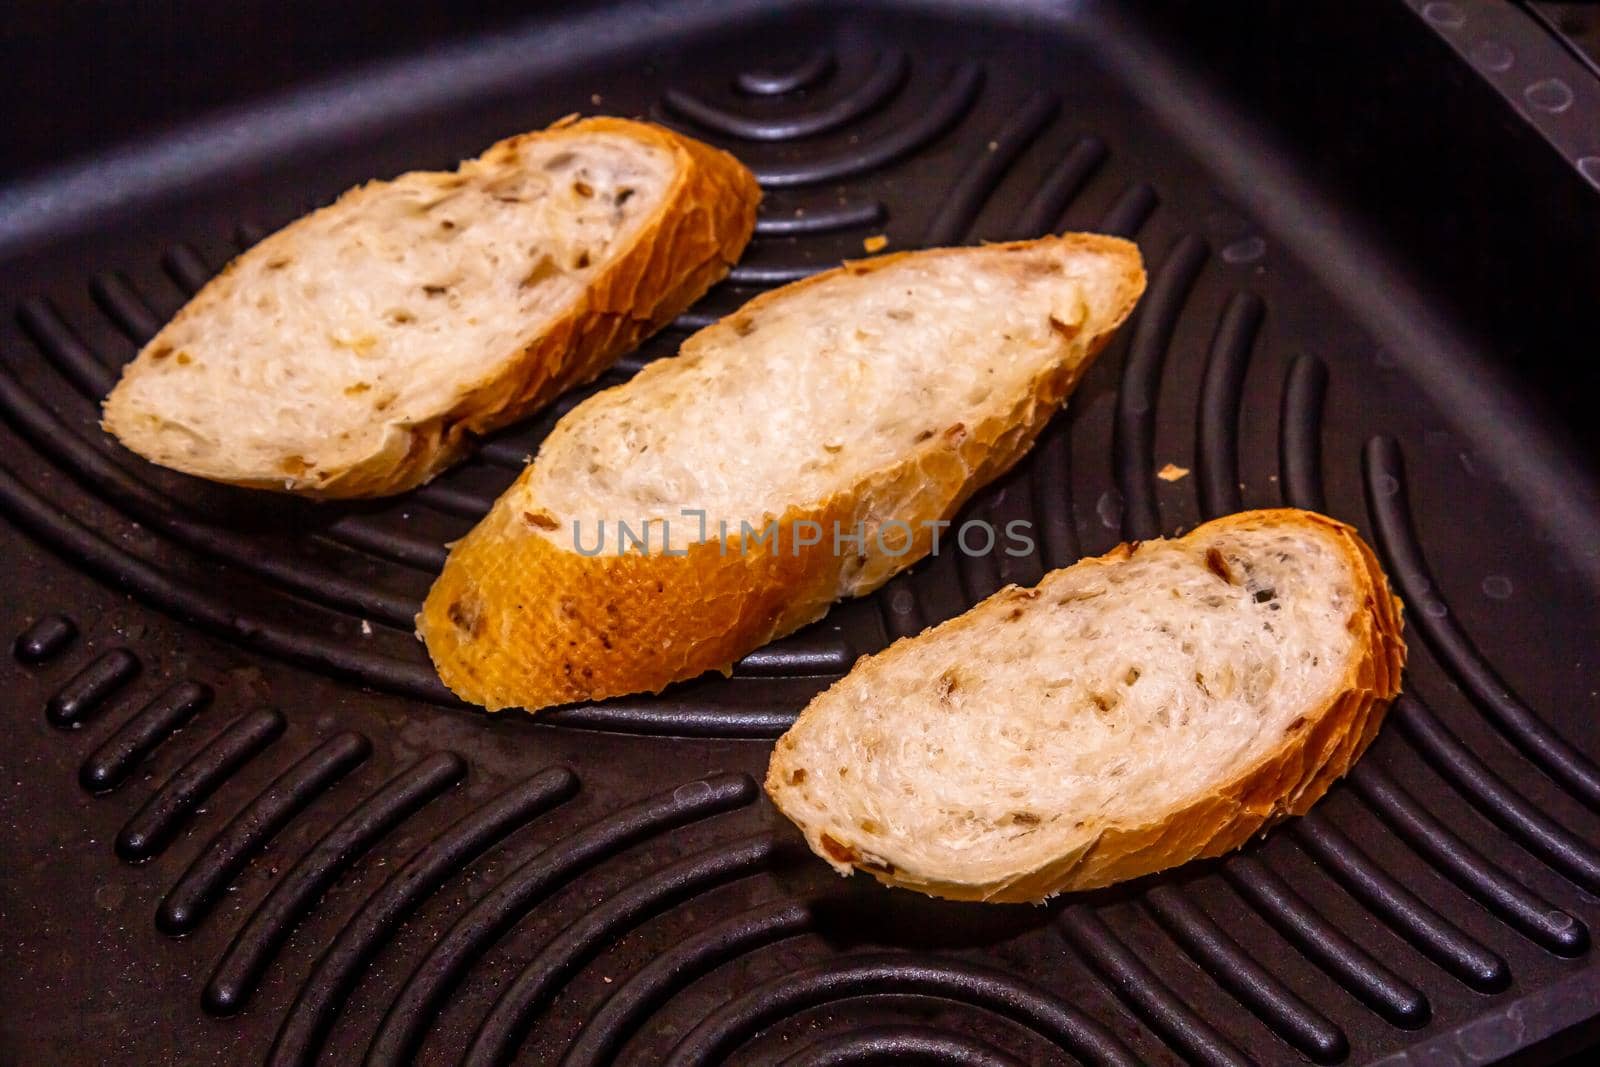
234,221,268,248
1363,436,1600,808
13,612,78,663
115,707,286,862
1392,693,1600,893
1097,184,1159,240
750,64,983,187
0,360,424,628
737,49,835,95
363,773,756,1066
157,731,373,936
560,899,813,1067
1011,136,1108,238
665,50,909,142
161,242,213,295
1293,819,1511,993
726,259,828,286
542,688,805,736
1223,857,1430,1028
1060,907,1252,1067
661,951,1141,1067
91,271,162,343
462,834,778,1067
1114,234,1209,541
16,296,116,395
1278,354,1329,511
410,479,499,521
1144,885,1348,1063
1196,291,1264,519
321,515,448,572
780,1025,1029,1067
202,751,467,1016
1351,762,1590,956
1088,398,1440,1043
686,55,981,284
755,198,887,236
922,92,1058,246
781,1029,1026,1067
1095,184,1158,240
80,680,213,793
0,461,456,698
735,638,853,677
46,647,141,728
267,766,579,1067
0,459,816,735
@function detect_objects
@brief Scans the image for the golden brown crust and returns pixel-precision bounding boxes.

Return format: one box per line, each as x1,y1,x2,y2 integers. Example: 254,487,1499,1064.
417,234,1147,712
763,508,1408,903
103,116,760,499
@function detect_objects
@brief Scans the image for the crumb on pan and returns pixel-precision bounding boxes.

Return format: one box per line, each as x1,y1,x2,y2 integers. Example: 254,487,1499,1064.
1157,462,1190,482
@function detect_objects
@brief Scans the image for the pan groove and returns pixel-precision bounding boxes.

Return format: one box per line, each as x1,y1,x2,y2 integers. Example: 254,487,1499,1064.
1223,856,1429,1028
1352,762,1589,956
750,64,983,188
116,707,287,862
1060,908,1251,1067
1293,819,1510,993
157,730,373,935
202,750,467,1015
1114,233,1209,541
12,612,78,664
663,951,1142,1067
267,765,579,1067
81,680,213,793
560,898,813,1067
463,834,778,1067
364,772,756,1066
1363,436,1600,808
666,50,909,142
1145,885,1348,1062
46,646,141,728
1196,292,1264,520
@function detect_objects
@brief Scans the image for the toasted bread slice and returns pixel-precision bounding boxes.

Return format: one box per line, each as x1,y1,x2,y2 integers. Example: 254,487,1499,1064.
419,233,1146,711
102,116,759,498
766,509,1406,902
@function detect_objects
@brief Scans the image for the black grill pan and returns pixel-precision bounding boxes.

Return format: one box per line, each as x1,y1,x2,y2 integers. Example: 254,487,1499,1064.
3,1,1599,1064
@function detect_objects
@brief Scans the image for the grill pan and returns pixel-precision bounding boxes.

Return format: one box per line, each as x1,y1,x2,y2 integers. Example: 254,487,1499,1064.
3,1,1599,1063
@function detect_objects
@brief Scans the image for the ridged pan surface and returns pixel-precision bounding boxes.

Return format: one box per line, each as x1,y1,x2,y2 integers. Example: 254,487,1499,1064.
2,2,1598,1064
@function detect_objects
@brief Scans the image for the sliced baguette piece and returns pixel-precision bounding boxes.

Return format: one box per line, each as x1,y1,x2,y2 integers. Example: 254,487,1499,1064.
419,233,1145,711
102,116,759,498
765,509,1406,902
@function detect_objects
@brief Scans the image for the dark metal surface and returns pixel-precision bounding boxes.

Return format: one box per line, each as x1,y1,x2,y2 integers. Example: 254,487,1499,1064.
2,1,1599,1064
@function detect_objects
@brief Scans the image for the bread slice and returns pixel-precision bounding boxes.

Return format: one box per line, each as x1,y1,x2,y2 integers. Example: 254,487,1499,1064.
765,509,1405,902
418,233,1145,711
101,116,759,498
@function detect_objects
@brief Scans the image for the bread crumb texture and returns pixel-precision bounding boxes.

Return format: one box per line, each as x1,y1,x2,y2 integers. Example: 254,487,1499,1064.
766,508,1405,902
526,236,1135,529
102,117,758,497
418,235,1146,712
